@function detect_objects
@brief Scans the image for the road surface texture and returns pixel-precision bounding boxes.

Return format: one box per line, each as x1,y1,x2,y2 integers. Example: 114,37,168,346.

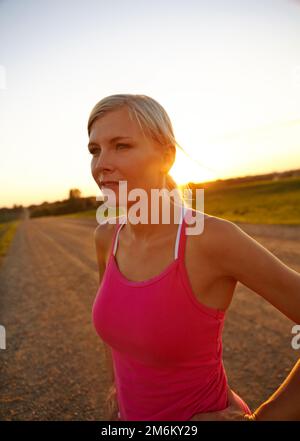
0,216,299,420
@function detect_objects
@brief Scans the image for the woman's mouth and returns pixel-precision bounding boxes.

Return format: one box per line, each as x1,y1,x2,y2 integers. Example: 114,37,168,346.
100,181,119,189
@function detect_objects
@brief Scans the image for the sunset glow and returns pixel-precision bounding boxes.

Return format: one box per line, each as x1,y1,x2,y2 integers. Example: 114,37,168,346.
1,0,300,207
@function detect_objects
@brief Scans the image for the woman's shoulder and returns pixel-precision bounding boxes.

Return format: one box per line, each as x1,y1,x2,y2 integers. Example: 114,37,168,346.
187,208,232,231
188,209,239,257
188,208,237,231
94,215,125,263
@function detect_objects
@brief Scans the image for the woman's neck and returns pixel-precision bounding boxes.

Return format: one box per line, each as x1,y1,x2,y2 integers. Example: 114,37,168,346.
121,195,185,242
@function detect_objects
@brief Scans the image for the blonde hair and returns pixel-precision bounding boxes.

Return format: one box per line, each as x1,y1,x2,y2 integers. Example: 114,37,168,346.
87,93,191,205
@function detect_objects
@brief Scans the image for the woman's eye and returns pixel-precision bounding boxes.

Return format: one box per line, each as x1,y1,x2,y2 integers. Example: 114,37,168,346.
88,144,128,155
89,148,100,155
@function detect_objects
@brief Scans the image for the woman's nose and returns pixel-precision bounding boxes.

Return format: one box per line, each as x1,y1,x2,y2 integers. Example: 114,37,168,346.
92,149,115,173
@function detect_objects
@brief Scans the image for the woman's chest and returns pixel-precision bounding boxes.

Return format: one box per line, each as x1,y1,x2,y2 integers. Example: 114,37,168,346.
111,228,236,312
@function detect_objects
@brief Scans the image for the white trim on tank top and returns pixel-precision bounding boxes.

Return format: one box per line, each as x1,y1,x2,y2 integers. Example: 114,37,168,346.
113,204,189,259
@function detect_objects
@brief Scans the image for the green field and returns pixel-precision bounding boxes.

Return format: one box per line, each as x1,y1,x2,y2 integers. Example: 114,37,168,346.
202,175,300,225
0,221,20,265
61,176,300,225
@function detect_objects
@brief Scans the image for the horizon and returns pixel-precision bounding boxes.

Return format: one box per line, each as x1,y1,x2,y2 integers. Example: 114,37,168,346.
1,166,298,210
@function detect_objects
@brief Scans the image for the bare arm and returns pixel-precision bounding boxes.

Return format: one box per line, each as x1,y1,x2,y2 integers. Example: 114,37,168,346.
190,359,300,421
94,224,119,420
191,217,300,421
213,219,300,324
252,358,300,421
94,223,117,386
217,220,300,418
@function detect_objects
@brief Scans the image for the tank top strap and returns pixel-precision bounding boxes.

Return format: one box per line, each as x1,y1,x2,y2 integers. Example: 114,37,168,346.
177,206,193,261
109,208,189,261
106,215,126,259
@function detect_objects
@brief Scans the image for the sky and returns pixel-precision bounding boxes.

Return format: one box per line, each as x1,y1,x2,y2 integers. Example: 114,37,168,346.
0,0,300,208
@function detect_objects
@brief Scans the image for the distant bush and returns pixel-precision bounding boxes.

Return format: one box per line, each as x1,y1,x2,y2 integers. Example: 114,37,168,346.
0,205,24,223
28,196,101,218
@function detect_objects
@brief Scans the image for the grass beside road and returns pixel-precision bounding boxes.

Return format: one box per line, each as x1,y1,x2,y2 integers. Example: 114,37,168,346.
0,221,20,266
60,176,300,225
203,176,300,225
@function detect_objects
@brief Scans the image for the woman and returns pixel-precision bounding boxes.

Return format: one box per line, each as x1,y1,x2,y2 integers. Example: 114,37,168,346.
89,94,300,421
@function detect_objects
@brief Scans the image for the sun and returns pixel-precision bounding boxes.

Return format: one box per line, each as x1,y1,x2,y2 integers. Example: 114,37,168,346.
169,146,218,185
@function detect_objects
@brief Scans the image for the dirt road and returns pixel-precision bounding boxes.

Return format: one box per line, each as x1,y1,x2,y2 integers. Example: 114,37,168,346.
0,216,299,420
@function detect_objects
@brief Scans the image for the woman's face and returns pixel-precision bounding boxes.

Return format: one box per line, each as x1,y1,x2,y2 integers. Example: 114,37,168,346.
88,106,169,206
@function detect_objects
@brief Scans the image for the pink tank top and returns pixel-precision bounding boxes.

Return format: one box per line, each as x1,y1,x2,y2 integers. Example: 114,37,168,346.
92,206,251,420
